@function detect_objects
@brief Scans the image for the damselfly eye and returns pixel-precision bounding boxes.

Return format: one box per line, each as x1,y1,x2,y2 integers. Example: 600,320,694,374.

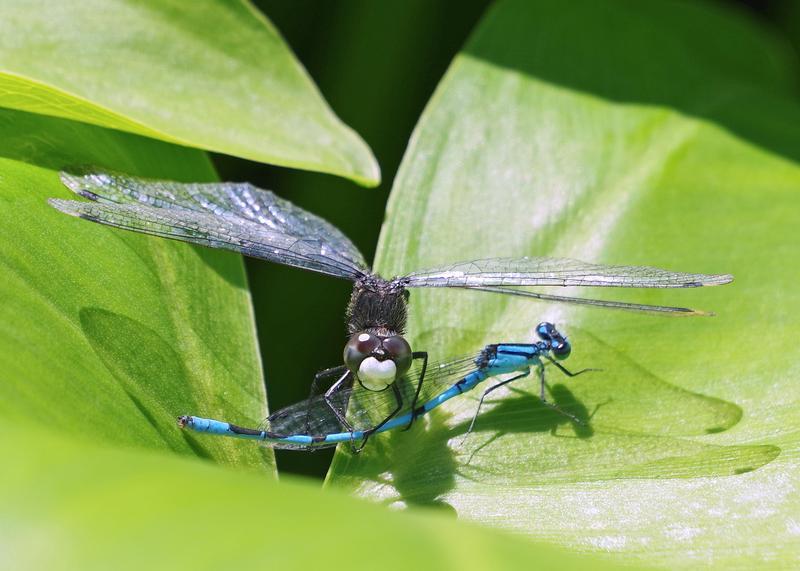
536,322,556,341
552,340,571,360
344,332,381,373
382,335,412,376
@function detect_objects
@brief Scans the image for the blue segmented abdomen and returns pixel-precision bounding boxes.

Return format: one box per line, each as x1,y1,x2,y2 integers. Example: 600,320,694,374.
183,416,373,448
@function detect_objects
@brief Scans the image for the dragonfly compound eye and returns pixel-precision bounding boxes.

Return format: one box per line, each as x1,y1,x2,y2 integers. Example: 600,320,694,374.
381,335,413,376
344,332,381,373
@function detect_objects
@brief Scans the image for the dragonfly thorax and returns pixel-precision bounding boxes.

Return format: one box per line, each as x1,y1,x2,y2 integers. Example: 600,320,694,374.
346,275,408,336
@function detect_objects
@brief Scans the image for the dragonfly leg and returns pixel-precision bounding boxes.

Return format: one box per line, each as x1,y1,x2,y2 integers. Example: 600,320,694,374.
305,365,350,433
464,370,531,439
402,351,429,431
350,382,404,453
349,436,368,454
323,369,356,433
304,365,349,432
538,364,584,425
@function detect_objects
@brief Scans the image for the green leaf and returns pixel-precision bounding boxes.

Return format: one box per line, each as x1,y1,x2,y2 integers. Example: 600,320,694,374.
328,1,798,567
0,1,379,185
0,108,272,473
2,419,634,571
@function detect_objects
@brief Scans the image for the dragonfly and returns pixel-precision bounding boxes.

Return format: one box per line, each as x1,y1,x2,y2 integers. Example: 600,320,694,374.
49,169,732,440
178,322,592,452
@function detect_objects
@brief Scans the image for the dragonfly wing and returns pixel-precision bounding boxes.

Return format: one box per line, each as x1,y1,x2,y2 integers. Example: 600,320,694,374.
266,389,354,437
52,169,368,279
401,256,732,288
460,286,713,316
264,371,376,436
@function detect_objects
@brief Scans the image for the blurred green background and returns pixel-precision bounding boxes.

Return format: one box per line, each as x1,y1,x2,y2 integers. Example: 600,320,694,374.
213,0,799,478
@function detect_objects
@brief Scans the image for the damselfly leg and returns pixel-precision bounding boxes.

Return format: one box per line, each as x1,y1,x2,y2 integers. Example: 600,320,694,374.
537,362,595,425
465,370,531,438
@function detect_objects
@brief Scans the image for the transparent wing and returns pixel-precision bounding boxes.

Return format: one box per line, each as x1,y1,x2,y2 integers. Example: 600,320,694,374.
49,169,368,280
401,257,732,288
456,287,713,316
265,384,354,439
265,353,480,440
399,257,732,315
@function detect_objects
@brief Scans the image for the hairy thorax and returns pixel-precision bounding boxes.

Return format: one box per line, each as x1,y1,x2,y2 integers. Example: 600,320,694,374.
345,275,408,336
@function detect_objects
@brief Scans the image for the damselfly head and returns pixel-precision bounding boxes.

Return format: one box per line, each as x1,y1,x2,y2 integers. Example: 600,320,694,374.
536,322,558,341
344,331,412,391
536,322,571,360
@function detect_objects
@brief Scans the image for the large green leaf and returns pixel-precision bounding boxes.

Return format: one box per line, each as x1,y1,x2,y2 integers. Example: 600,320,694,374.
0,0,379,185
328,1,799,567
0,108,271,473
2,418,633,571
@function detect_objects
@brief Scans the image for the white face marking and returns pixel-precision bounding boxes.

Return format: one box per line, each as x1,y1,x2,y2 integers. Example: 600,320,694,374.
358,333,371,342
358,357,396,391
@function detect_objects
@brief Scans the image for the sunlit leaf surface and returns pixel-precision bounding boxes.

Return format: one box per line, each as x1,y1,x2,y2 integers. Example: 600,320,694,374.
0,0,379,185
328,1,799,568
